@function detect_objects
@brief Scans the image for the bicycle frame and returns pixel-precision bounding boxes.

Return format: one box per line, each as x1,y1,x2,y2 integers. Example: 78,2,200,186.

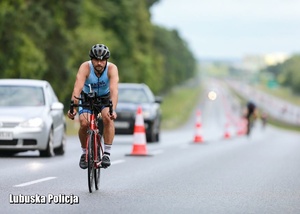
85,113,103,168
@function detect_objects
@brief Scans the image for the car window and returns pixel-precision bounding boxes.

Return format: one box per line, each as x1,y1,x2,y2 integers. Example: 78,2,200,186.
143,85,155,102
0,85,45,107
118,88,150,103
45,83,59,104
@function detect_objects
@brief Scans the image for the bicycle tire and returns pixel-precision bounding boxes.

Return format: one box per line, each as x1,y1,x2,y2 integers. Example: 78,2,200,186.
247,119,253,136
87,134,94,193
94,134,102,190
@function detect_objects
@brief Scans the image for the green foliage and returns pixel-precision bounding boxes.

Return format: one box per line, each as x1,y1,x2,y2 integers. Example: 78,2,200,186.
153,26,197,92
0,0,198,110
263,54,300,95
279,55,300,93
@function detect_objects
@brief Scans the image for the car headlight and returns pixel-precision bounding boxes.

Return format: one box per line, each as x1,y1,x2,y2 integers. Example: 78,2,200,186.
19,118,44,128
143,110,153,119
208,90,217,101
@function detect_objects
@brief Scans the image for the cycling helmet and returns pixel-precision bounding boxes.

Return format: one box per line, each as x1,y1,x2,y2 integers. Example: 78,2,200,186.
247,101,256,112
89,44,110,60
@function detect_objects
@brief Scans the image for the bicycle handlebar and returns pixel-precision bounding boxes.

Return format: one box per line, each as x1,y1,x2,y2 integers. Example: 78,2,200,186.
69,93,113,118
69,100,74,120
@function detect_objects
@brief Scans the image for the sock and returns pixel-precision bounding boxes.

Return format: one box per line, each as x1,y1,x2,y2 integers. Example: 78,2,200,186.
104,144,111,156
82,148,86,154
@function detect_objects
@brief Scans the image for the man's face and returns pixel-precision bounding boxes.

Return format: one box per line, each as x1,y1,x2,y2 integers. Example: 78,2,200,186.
91,58,107,73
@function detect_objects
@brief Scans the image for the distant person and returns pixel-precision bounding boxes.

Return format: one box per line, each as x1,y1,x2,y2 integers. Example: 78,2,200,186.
260,111,268,129
244,101,258,135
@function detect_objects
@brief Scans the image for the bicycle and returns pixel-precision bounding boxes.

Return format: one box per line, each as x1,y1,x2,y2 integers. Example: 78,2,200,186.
246,116,253,136
246,113,257,136
70,87,113,193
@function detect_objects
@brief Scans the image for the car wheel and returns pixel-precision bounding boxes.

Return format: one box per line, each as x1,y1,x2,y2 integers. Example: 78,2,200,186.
40,128,55,157
155,132,160,142
146,124,158,143
54,131,66,156
146,133,154,143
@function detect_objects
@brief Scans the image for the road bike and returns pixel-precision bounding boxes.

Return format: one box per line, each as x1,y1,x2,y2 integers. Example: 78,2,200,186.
246,114,257,136
70,87,112,193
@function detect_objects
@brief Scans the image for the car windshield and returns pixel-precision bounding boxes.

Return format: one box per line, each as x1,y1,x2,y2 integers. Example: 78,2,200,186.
118,88,150,103
0,85,45,107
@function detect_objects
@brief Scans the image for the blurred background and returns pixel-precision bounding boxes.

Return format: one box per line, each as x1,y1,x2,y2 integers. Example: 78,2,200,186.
1,0,299,130
1,1,300,213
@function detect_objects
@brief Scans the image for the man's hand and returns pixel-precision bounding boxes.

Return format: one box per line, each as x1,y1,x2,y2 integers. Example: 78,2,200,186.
68,109,77,120
108,111,117,120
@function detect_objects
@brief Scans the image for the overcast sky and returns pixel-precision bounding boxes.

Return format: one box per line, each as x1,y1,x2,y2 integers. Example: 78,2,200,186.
150,0,300,60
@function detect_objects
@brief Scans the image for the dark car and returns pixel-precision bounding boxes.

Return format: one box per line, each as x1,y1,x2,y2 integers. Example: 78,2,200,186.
114,83,162,142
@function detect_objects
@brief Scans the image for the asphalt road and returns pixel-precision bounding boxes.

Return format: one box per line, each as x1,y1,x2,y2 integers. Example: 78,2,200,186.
1,82,300,214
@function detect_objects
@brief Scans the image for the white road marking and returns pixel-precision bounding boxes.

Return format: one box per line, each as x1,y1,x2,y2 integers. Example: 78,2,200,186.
151,149,164,155
179,144,189,149
111,159,125,165
14,177,57,187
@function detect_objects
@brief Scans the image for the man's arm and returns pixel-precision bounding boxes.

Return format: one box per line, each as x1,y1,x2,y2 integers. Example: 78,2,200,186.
72,62,89,104
68,62,89,119
108,63,119,113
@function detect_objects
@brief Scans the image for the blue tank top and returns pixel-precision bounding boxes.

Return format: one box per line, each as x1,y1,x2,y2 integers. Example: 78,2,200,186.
83,61,110,96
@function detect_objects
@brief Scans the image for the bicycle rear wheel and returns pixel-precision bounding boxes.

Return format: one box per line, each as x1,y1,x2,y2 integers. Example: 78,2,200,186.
87,134,95,193
94,134,102,190
247,119,254,136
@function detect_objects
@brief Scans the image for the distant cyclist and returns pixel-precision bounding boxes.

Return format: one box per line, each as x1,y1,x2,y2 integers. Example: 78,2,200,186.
260,111,268,129
67,44,119,169
244,101,258,135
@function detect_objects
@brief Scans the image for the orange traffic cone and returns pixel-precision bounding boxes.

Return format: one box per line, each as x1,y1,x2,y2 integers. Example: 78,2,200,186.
224,122,231,139
241,118,248,135
238,118,247,135
126,106,151,156
236,119,245,136
194,110,203,143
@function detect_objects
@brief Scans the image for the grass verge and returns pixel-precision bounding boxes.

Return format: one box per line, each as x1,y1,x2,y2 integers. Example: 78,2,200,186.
160,85,203,130
66,117,79,136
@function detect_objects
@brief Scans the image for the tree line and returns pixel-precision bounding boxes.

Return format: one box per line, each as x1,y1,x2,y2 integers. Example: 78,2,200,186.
261,54,300,94
0,0,197,107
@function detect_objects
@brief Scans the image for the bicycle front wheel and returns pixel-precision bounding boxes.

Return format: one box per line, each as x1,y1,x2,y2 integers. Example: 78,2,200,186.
94,134,102,190
87,134,95,193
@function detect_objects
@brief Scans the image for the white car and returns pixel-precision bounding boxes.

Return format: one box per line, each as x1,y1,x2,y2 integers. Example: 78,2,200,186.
0,79,66,157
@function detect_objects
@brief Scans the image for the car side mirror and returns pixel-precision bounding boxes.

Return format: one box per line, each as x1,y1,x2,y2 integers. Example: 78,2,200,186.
51,102,64,110
155,96,163,104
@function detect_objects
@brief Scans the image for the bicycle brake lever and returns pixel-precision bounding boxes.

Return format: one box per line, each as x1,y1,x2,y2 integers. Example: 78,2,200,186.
70,100,74,120
109,100,113,115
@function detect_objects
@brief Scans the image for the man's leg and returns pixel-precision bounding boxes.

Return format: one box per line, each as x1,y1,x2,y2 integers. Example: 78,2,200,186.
78,113,90,169
101,107,115,167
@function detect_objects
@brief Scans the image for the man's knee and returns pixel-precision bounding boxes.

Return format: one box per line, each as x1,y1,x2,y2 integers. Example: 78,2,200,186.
79,119,89,130
102,116,113,127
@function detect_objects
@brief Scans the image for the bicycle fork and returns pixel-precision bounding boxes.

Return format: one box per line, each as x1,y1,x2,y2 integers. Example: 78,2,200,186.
85,131,103,168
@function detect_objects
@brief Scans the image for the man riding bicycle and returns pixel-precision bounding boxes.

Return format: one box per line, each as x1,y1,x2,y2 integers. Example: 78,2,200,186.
244,101,258,135
67,44,119,169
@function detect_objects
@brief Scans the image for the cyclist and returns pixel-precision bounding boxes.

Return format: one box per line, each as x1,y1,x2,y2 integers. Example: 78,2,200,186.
244,101,258,135
260,111,268,129
67,44,119,169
